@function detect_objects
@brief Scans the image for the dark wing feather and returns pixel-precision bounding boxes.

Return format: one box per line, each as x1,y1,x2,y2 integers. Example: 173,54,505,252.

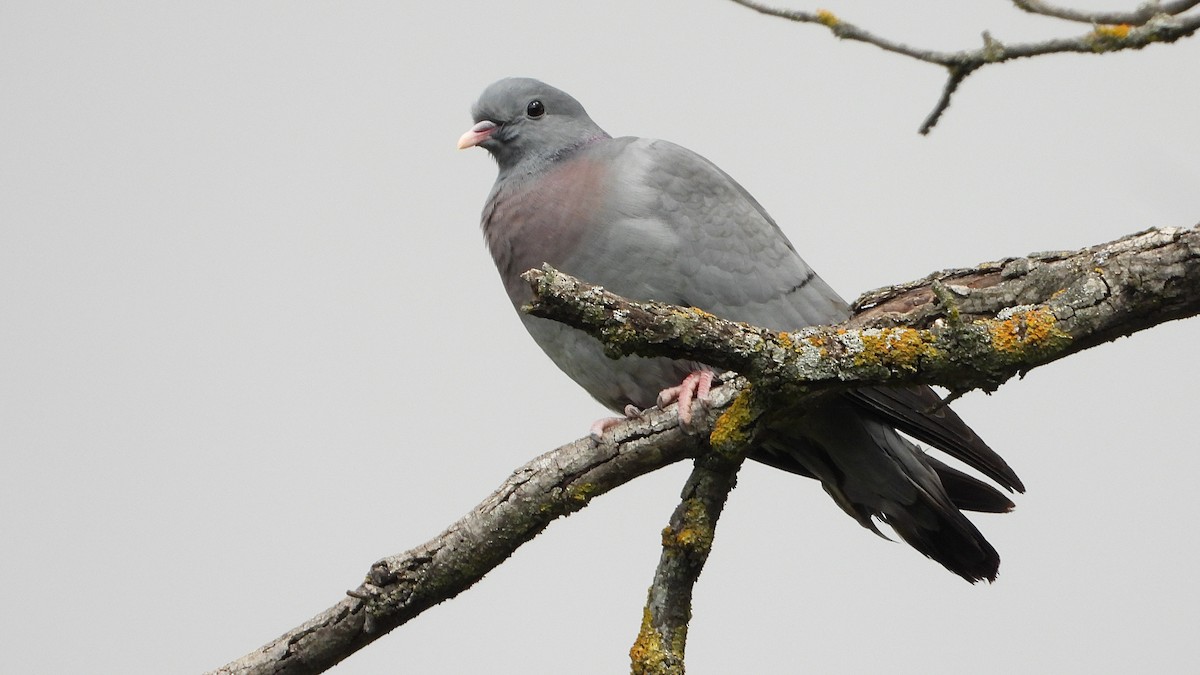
752,440,1016,515
923,456,1016,513
847,385,1025,493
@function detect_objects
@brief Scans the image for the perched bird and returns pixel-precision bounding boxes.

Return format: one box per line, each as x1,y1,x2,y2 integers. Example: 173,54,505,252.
459,77,1023,582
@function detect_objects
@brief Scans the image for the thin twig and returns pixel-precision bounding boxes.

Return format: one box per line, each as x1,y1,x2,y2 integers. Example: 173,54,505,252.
727,0,1200,132
1013,0,1200,25
919,63,977,135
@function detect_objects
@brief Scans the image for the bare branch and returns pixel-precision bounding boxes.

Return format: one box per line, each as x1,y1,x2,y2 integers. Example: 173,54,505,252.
919,62,978,135
1013,0,1200,25
727,0,1200,133
727,0,971,66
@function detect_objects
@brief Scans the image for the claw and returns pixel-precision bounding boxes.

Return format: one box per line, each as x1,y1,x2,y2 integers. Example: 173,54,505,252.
657,370,714,431
589,404,647,441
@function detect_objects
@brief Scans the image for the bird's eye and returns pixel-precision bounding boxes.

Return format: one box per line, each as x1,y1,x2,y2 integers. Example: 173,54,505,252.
526,100,545,118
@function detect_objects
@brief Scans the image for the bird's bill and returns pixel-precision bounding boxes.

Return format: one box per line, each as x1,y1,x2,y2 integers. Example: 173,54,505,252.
457,120,498,149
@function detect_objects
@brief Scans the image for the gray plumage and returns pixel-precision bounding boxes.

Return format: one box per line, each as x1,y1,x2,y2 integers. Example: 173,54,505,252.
461,77,1023,582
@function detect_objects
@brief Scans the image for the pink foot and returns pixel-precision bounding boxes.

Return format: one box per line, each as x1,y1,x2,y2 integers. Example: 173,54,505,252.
656,370,714,430
589,404,645,441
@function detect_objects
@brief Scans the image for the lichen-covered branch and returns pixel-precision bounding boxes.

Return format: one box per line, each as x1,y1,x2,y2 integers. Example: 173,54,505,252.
526,224,1197,673
630,390,762,675
206,394,739,675
727,0,1200,133
211,225,1197,674
524,226,1200,398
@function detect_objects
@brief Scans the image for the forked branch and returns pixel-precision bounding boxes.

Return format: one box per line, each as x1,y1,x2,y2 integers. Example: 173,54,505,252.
211,225,1198,674
727,0,1200,133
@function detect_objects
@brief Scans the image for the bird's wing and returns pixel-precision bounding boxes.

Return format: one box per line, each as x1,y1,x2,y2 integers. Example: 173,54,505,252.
562,137,848,329
563,137,1022,492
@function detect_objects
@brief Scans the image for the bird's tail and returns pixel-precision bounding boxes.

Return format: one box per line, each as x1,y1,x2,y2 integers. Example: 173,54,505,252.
755,401,1006,583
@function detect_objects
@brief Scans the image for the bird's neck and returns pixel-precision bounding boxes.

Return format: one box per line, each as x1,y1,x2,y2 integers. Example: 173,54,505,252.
498,132,611,182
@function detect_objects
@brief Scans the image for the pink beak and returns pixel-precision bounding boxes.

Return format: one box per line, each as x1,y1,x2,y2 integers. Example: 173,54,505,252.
457,120,498,149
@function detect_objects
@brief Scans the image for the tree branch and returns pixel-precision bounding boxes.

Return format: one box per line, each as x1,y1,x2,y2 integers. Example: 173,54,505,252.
1013,0,1200,25
727,0,1200,133
211,225,1198,674
630,389,763,675
524,226,1200,396
207,389,741,675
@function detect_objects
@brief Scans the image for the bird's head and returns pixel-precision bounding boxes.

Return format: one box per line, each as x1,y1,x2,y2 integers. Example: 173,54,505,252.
458,78,608,171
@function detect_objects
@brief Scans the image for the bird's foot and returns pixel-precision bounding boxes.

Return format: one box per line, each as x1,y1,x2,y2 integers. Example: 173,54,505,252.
657,370,714,432
589,404,646,441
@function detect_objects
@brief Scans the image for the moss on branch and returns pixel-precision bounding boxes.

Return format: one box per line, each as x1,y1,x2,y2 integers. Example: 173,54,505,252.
523,226,1200,397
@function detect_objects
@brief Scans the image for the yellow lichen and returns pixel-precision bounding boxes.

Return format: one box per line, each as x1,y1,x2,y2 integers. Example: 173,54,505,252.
988,306,1069,354
777,331,829,357
1094,24,1131,39
674,527,703,547
566,482,597,504
629,603,688,675
808,333,829,357
630,607,668,675
816,9,839,27
709,388,754,449
1089,24,1134,51
854,327,938,372
671,499,712,549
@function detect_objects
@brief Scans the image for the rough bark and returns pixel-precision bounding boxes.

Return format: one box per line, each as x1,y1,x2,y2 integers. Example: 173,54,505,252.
206,389,739,675
524,226,1200,398
629,388,762,675
526,224,1200,672
211,225,1198,675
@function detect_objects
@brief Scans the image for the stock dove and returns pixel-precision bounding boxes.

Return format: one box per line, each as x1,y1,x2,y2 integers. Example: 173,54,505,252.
459,77,1023,582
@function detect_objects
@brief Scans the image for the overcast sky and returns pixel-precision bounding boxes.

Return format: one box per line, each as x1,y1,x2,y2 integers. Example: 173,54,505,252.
3,1,1199,673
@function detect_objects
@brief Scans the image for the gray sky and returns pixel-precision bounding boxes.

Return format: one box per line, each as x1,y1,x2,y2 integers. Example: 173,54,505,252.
3,1,1199,673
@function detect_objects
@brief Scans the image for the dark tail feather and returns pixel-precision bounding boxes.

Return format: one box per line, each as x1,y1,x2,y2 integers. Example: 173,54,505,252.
925,456,1016,514
881,497,1001,583
848,386,1025,493
753,414,1006,583
753,446,1016,514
